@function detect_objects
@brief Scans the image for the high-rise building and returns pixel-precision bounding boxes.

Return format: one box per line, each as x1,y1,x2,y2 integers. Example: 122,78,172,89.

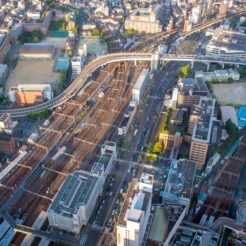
162,159,196,212
47,142,117,234
117,174,153,246
189,97,216,169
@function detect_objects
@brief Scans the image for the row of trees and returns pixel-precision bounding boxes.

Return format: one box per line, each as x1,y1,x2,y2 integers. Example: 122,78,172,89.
124,29,145,36
27,108,50,121
161,108,173,133
147,141,163,162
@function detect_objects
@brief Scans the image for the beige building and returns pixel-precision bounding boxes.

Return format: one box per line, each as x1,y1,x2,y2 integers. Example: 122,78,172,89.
125,6,163,34
159,132,183,149
177,78,208,108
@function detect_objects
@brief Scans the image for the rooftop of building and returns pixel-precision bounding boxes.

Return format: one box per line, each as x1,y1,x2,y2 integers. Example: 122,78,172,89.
178,77,208,96
147,203,186,245
120,104,136,128
170,225,219,246
48,171,98,216
148,206,167,243
192,97,215,142
140,173,154,186
178,78,195,88
207,29,246,53
133,68,149,91
171,225,219,246
162,159,196,203
161,108,186,135
20,43,55,55
118,179,151,227
0,132,13,141
170,109,184,124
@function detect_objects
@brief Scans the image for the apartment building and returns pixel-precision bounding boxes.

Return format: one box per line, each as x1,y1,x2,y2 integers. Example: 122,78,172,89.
189,97,216,169
117,174,153,246
132,68,149,105
125,6,164,33
176,78,208,108
47,141,117,234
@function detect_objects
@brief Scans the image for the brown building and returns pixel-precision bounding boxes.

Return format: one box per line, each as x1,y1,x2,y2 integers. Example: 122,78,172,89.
15,91,44,107
189,141,209,168
177,78,208,108
0,133,16,154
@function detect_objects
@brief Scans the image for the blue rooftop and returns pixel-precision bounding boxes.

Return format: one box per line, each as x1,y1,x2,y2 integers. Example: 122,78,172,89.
237,107,246,129
54,57,70,72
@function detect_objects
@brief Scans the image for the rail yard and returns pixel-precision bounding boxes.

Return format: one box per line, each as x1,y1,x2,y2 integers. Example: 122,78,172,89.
4,56,151,245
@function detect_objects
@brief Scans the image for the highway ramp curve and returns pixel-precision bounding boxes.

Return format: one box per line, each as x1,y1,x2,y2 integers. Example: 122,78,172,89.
0,52,152,118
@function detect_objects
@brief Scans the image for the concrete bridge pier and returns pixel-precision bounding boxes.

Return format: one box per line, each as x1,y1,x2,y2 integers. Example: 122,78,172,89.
220,63,225,69
151,53,159,71
134,60,137,66
206,62,210,71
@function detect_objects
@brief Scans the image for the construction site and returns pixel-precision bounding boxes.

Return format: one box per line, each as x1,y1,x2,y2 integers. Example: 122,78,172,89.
0,54,151,245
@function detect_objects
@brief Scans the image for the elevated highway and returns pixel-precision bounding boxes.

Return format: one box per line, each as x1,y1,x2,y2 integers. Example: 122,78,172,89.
1,53,246,117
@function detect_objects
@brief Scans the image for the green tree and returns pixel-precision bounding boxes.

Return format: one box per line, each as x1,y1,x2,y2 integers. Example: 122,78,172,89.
92,27,100,36
227,77,233,83
181,65,190,77
229,17,237,29
225,119,238,137
153,141,163,154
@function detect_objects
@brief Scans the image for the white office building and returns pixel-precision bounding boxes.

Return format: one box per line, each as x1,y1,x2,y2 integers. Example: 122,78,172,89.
132,68,149,105
47,141,117,234
117,174,153,246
